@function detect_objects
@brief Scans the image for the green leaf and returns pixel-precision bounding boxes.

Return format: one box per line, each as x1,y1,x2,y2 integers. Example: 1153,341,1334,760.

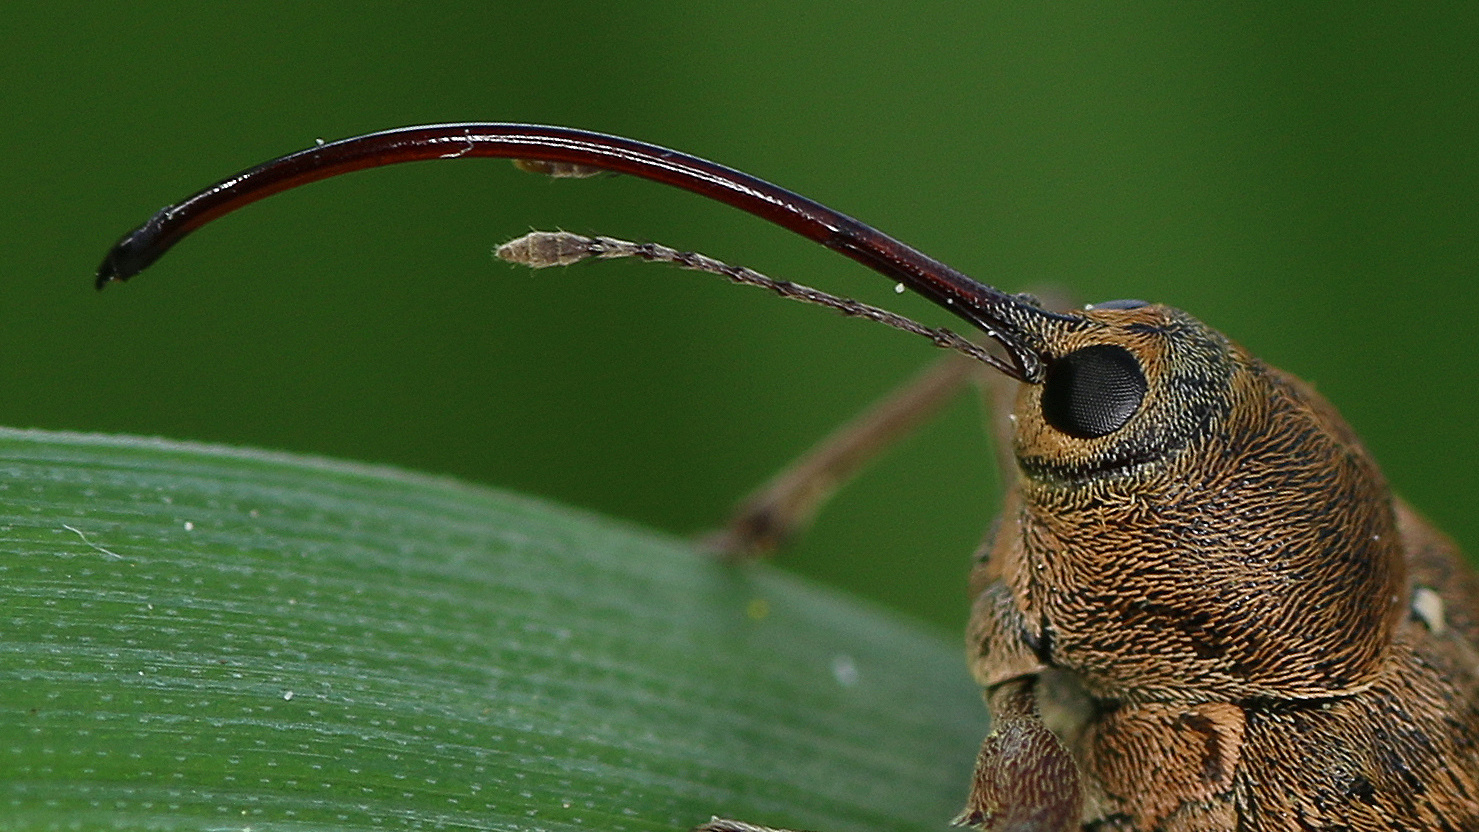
0,428,986,831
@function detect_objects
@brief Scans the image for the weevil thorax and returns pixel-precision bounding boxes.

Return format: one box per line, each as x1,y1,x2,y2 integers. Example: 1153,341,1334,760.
985,301,1405,703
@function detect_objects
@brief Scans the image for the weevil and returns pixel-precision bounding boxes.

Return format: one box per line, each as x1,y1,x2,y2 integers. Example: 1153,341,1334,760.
98,124,1479,830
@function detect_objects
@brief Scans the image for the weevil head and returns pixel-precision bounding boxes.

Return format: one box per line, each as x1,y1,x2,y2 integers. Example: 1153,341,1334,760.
1006,299,1232,481
975,298,1405,703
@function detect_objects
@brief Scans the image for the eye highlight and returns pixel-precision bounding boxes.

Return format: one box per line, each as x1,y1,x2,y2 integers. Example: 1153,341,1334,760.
1041,345,1147,438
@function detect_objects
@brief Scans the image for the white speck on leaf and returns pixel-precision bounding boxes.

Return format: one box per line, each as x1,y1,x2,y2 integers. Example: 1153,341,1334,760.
831,653,860,687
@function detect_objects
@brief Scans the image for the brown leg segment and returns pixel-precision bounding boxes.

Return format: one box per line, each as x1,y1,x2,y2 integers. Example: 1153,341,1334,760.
955,679,1083,832
694,819,815,832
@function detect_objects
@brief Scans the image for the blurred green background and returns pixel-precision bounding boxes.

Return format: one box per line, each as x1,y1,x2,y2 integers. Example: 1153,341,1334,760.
4,3,1476,634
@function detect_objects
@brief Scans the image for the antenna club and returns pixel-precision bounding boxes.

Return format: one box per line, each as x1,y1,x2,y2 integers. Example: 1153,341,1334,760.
495,231,595,268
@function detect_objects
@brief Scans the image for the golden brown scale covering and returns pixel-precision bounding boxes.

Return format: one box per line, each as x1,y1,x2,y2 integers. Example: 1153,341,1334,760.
966,303,1479,830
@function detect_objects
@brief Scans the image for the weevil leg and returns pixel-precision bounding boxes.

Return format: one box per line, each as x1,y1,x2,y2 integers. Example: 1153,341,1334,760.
695,819,814,832
703,352,983,559
955,679,1083,832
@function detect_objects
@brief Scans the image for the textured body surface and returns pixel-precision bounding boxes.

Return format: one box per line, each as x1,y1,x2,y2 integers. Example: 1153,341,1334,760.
967,303,1479,830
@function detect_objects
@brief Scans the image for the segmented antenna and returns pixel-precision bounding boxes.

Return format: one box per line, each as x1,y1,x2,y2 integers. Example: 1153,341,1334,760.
496,231,1012,373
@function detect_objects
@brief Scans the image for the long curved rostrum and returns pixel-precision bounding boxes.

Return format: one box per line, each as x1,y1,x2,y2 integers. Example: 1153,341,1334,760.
96,123,1079,382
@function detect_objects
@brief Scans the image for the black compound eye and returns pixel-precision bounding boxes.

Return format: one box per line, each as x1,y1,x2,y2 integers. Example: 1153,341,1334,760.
1041,344,1147,438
